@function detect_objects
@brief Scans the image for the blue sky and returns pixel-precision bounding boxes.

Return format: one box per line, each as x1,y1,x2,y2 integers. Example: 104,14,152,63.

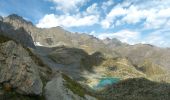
0,0,170,47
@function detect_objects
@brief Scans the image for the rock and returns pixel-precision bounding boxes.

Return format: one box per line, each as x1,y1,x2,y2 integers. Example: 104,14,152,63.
0,41,42,95
0,15,35,48
45,72,96,100
0,16,3,22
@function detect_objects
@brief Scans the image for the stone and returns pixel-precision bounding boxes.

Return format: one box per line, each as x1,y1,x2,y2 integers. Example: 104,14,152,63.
45,72,96,100
0,41,42,95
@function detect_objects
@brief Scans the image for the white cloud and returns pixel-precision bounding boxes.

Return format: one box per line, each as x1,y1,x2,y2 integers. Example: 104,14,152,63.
86,3,99,15
40,0,170,47
121,5,145,24
36,14,99,28
141,29,170,47
101,20,111,29
107,7,127,19
98,30,140,44
101,0,170,30
101,6,127,29
97,28,170,47
48,0,86,13
101,0,114,11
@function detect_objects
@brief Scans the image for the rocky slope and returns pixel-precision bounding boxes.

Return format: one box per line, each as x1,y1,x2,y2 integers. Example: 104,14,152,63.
0,40,43,95
1,14,112,55
0,14,170,100
0,34,96,100
110,44,170,82
97,78,170,100
0,15,35,48
45,72,96,100
3,14,169,81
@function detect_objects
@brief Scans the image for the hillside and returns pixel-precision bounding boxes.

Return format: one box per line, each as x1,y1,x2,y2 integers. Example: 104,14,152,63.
0,14,170,100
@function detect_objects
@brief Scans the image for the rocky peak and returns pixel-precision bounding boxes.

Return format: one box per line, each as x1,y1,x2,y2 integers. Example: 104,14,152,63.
4,14,33,26
103,38,126,47
0,21,35,48
7,14,23,20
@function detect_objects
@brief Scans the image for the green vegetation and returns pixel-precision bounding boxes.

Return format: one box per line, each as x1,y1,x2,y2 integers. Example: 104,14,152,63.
0,34,11,43
62,73,86,97
96,78,170,100
26,48,52,82
26,48,53,100
141,60,165,76
62,74,100,99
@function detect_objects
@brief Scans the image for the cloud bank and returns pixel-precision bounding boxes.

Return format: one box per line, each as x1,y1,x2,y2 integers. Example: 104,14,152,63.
35,0,170,47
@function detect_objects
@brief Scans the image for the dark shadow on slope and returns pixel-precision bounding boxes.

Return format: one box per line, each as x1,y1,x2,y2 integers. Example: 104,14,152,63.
0,33,11,43
95,78,170,100
0,21,35,48
48,46,105,71
35,46,105,81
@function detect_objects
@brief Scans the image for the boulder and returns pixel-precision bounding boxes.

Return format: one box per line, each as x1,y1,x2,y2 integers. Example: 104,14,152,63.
0,41,42,95
45,72,96,100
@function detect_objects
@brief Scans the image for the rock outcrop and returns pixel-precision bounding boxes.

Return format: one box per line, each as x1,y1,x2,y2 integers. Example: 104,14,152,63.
0,14,35,48
0,40,42,95
45,72,96,100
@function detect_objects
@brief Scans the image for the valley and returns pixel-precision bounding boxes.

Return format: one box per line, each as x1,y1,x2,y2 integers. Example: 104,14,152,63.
0,14,170,100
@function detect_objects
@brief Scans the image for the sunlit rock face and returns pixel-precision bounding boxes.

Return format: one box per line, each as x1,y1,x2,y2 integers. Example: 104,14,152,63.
0,40,42,95
45,73,97,100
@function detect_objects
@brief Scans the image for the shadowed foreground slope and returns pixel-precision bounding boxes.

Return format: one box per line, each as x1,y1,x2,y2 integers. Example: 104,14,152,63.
96,78,170,100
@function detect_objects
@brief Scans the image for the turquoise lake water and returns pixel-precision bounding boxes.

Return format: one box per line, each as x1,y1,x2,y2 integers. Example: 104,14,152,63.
93,77,120,89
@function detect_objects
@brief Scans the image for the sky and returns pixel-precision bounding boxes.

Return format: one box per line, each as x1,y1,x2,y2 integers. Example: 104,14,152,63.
0,0,170,47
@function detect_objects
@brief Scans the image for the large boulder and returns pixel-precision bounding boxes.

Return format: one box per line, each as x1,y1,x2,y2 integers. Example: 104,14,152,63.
0,40,42,95
45,72,96,100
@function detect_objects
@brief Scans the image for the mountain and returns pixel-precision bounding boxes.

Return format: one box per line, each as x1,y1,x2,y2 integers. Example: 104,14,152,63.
103,38,128,48
0,34,96,100
1,14,112,55
111,43,170,82
0,14,35,48
0,14,170,100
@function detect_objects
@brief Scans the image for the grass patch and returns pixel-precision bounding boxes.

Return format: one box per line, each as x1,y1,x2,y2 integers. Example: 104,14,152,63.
62,74,86,97
62,74,100,99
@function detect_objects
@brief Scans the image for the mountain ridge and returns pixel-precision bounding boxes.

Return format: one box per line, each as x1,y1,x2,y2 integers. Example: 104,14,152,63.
0,14,170,100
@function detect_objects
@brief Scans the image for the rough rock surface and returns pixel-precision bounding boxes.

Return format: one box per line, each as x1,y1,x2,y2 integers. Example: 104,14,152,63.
2,14,112,55
0,14,35,48
0,16,3,22
0,41,42,95
45,72,96,100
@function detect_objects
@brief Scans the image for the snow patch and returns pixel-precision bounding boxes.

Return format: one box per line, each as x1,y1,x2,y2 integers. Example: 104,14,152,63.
34,42,43,46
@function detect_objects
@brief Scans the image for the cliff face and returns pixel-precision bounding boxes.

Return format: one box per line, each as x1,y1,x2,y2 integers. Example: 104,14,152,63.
0,15,35,48
0,32,96,100
0,39,43,96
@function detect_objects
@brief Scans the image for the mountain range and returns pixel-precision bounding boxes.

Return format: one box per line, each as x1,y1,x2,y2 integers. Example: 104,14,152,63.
0,14,170,100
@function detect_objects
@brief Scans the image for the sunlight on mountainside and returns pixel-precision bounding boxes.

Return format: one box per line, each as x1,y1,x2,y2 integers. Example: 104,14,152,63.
0,0,170,100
